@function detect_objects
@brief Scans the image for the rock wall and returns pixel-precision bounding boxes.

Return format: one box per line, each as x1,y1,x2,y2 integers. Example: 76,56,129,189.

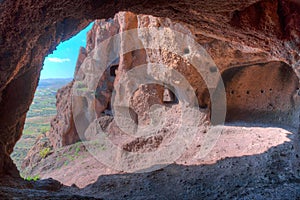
0,0,300,177
47,81,79,148
27,11,298,184
223,61,300,124
48,9,300,149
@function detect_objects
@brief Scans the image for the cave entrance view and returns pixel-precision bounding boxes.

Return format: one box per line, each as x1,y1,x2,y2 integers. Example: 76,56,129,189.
2,4,300,198
11,23,94,179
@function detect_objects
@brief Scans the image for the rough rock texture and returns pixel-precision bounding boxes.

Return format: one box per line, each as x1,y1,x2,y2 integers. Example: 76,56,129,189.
62,10,300,147
66,12,215,167
21,133,53,176
11,124,300,199
0,0,300,198
223,61,300,124
19,9,300,196
47,81,79,148
67,9,300,142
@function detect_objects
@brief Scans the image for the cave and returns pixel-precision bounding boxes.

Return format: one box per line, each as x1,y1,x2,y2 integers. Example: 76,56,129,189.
223,61,300,126
110,64,118,77
163,88,178,104
1,0,300,199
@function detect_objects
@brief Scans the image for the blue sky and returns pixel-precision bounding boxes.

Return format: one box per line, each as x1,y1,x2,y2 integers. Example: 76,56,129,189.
40,23,94,79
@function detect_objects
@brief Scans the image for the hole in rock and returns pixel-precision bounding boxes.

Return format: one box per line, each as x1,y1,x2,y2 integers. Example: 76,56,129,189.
163,88,178,104
110,64,119,77
183,48,190,54
7,14,298,198
4,10,300,198
94,58,120,118
12,23,93,178
209,66,217,73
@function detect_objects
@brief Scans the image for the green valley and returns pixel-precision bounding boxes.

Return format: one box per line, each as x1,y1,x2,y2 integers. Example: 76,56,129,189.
11,78,72,171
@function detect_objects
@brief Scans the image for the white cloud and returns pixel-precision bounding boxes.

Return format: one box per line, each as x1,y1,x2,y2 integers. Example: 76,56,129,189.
46,57,71,63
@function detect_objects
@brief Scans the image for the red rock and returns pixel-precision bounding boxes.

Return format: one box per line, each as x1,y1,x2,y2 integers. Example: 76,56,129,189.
47,81,79,148
0,1,299,199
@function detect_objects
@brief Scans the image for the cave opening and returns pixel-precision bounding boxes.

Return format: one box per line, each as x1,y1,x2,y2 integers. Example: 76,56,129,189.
12,23,94,178
163,88,178,104
95,59,120,118
0,0,299,197
110,64,119,77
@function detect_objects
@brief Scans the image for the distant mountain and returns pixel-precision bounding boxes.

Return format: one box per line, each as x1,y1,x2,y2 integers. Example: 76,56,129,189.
26,78,73,119
38,78,73,88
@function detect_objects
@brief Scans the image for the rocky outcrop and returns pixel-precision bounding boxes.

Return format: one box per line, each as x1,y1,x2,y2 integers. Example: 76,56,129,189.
28,10,298,180
21,133,52,176
46,81,79,148
0,0,300,198
47,9,300,149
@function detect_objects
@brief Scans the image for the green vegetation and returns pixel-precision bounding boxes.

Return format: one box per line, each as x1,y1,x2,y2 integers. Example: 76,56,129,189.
75,146,81,156
75,81,91,93
66,154,75,161
99,144,106,151
76,81,87,89
40,126,50,134
77,87,89,92
39,147,51,158
64,160,69,166
24,175,40,181
62,143,83,163
86,140,107,151
11,78,71,172
94,141,106,151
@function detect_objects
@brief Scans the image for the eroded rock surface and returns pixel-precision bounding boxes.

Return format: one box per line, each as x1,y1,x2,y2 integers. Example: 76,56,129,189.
1,0,300,199
47,10,300,148
47,81,80,148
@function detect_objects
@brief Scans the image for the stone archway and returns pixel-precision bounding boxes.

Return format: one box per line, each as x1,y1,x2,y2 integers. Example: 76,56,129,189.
0,0,299,178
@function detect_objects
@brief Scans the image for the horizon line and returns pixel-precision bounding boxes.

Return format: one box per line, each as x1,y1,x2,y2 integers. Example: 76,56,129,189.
40,77,74,80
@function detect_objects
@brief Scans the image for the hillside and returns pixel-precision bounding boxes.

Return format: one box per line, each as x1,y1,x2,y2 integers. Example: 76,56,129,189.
11,78,72,173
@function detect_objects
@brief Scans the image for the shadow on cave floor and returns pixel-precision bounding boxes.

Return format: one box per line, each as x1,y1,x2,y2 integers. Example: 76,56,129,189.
2,123,300,199
224,121,298,132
